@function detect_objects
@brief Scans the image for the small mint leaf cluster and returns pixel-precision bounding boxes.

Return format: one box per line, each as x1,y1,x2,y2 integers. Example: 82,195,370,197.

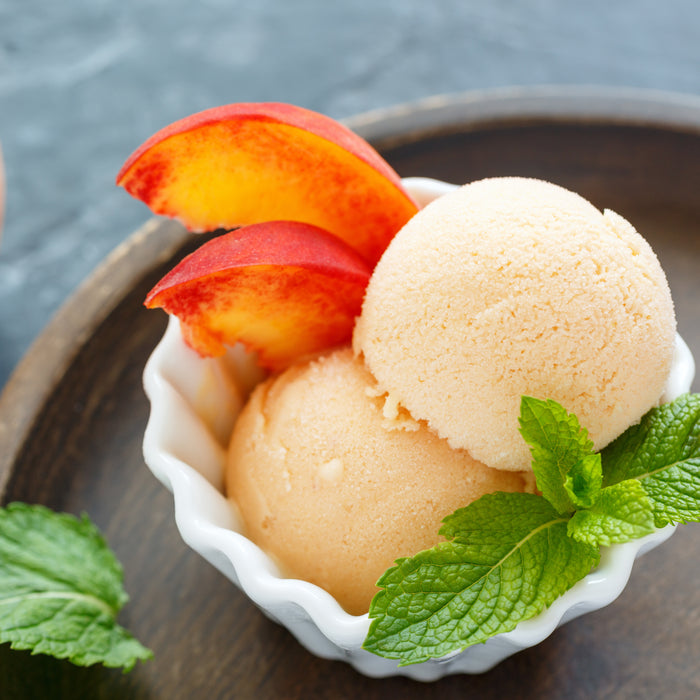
363,393,700,666
0,503,153,671
520,396,657,547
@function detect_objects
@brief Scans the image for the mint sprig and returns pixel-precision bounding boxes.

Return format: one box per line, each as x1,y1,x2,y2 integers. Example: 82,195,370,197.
0,503,152,671
364,393,700,665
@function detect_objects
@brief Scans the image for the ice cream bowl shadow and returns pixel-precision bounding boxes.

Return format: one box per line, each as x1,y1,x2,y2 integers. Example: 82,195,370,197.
142,178,696,681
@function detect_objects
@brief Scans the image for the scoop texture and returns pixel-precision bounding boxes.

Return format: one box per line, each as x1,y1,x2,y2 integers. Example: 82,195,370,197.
354,177,676,472
226,347,532,614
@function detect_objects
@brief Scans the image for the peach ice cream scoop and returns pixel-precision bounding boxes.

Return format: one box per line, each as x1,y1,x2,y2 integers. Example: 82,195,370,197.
354,177,676,472
225,347,533,615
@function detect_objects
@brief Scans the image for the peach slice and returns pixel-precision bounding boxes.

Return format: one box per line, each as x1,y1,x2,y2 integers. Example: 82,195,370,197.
145,220,372,371
117,102,419,266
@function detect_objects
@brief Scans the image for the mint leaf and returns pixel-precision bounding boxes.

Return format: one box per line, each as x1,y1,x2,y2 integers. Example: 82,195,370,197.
567,480,655,546
363,493,599,665
365,394,700,666
601,394,700,526
564,453,603,508
0,503,152,671
519,396,596,514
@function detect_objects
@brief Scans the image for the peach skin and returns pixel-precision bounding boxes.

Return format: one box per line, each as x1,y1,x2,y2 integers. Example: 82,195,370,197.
117,103,419,266
145,220,372,371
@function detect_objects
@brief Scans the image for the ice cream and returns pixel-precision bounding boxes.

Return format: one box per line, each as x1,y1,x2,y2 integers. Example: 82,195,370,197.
226,347,533,615
353,177,676,472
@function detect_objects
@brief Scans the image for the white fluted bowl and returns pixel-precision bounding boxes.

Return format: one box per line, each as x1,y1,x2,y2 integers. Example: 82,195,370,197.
142,178,695,680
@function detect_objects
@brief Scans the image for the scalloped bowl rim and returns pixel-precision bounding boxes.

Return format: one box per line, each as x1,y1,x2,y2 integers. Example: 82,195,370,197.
142,177,695,680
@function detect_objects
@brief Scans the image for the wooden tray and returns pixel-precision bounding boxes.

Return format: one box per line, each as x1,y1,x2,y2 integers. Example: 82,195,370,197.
1,88,699,699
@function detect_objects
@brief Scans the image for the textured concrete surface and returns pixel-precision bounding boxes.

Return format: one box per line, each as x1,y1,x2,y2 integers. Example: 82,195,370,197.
1,0,699,385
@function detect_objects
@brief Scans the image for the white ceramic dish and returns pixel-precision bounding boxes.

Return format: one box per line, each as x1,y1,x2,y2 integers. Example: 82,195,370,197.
142,178,696,681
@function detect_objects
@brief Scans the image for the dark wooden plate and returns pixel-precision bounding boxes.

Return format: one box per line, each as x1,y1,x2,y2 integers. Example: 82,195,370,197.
1,87,699,699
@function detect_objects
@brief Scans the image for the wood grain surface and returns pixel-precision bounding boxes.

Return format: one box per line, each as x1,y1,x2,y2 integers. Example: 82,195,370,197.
0,91,699,699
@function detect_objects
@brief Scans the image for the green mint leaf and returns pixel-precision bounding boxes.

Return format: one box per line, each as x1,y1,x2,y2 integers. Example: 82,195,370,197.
567,480,655,546
564,453,603,508
601,394,700,526
518,396,596,514
0,503,153,671
363,493,599,665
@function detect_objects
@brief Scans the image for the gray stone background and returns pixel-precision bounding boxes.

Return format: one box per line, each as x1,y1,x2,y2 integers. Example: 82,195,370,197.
1,0,699,386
